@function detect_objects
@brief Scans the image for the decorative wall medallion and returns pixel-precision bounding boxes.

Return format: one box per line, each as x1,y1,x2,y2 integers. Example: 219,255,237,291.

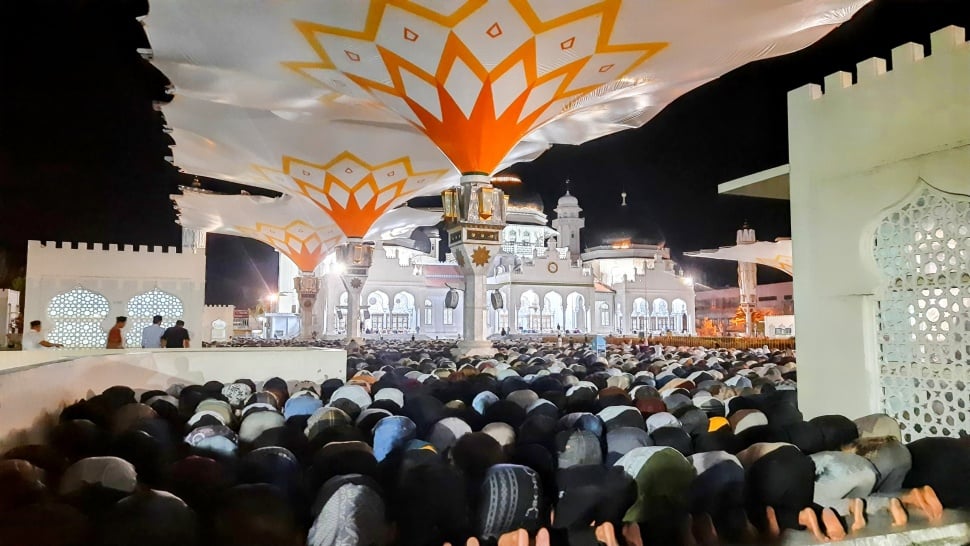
350,278,363,289
472,246,491,267
547,262,559,274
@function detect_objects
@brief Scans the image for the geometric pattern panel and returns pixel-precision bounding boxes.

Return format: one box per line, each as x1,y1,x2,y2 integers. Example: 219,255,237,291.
46,287,110,348
125,288,185,348
236,220,345,273
253,152,449,239
286,2,667,173
874,185,970,441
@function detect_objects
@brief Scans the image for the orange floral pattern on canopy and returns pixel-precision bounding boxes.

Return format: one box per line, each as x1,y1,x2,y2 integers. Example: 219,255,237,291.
253,152,450,239
237,220,344,272
284,0,667,174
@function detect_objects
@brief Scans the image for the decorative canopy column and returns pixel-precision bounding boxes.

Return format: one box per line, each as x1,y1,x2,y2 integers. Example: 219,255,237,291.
737,224,758,336
293,274,321,340
336,240,374,343
443,173,507,357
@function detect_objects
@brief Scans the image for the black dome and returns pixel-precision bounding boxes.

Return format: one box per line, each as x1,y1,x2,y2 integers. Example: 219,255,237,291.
492,177,544,212
583,192,664,249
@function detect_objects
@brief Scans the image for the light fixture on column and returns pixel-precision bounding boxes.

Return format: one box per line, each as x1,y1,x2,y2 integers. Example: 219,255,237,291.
478,186,495,220
442,188,459,220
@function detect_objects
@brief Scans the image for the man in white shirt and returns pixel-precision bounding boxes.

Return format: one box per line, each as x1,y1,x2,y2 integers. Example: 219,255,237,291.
22,320,62,350
141,315,165,349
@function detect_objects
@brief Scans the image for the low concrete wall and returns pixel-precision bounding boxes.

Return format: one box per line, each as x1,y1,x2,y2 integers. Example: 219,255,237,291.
0,347,346,451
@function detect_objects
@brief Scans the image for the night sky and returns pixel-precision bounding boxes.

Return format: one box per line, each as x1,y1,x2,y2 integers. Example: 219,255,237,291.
1,0,968,307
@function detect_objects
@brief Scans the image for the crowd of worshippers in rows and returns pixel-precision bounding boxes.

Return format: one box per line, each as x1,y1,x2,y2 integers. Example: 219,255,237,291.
1,341,968,546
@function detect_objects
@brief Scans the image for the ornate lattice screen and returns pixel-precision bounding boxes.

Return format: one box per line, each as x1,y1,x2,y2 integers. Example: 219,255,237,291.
47,287,110,348
874,185,970,441
125,289,184,347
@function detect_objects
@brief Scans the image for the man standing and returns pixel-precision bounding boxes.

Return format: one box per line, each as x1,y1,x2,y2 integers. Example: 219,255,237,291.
107,316,127,349
161,319,190,348
21,320,63,350
141,315,165,349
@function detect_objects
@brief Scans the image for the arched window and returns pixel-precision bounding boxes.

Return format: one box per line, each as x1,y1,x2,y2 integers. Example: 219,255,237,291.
424,299,433,325
366,291,390,332
600,302,610,327
125,288,184,347
631,297,649,332
671,298,689,333
46,287,110,348
391,292,415,331
874,185,970,441
652,298,670,332
518,290,540,331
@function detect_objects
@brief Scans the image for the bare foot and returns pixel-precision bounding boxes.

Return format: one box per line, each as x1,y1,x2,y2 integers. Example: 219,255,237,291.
496,529,528,546
889,498,908,527
901,488,935,521
622,523,644,546
595,522,619,546
682,514,698,546
692,513,718,546
849,498,867,532
765,506,781,540
798,507,826,542
741,519,760,543
535,528,551,546
821,508,846,541
922,486,944,521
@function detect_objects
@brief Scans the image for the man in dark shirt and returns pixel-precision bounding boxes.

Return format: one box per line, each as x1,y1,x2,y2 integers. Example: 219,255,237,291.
160,319,191,349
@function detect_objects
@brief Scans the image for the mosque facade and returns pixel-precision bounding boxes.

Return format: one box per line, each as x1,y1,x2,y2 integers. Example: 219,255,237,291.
278,178,696,340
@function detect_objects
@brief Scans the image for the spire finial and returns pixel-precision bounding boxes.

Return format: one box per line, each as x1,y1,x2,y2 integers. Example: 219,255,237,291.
620,191,627,206
564,178,571,195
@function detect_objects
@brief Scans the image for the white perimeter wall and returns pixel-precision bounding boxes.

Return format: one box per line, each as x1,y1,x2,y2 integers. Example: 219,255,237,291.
202,305,235,342
787,27,970,420
25,241,206,346
0,347,346,452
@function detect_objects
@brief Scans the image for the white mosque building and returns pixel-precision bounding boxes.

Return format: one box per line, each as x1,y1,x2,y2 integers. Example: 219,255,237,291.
278,176,696,340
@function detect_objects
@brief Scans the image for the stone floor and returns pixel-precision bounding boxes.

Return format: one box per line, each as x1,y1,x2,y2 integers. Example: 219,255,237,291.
781,510,970,546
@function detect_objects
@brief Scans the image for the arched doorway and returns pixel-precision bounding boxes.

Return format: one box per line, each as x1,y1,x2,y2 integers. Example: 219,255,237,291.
652,298,670,332
631,297,649,333
542,292,563,332
565,292,587,332
518,290,540,332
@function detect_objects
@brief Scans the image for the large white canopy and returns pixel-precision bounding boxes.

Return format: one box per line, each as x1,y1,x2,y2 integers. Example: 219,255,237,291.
149,1,868,261
685,238,794,275
175,191,440,271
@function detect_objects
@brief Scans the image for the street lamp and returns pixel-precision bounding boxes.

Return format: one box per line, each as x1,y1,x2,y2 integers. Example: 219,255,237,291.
265,293,279,314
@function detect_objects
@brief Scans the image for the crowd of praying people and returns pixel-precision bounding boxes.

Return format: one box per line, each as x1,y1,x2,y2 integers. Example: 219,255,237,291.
1,340,969,546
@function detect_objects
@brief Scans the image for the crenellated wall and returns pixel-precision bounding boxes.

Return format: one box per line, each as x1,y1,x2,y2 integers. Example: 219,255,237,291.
787,25,970,431
25,240,206,348
202,305,235,342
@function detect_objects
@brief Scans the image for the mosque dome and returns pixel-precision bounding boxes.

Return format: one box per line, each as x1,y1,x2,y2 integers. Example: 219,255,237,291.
557,190,579,208
491,173,547,226
583,191,664,249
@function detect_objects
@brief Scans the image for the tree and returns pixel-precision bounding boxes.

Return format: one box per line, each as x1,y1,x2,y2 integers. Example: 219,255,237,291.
697,318,718,337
